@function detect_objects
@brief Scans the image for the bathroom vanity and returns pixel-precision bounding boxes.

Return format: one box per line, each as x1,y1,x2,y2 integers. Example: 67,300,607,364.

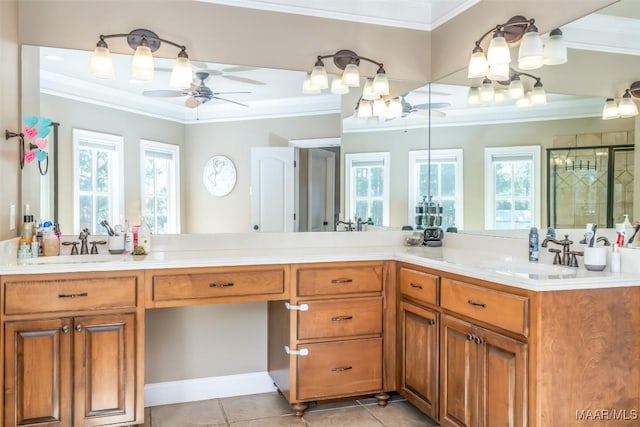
0,232,638,427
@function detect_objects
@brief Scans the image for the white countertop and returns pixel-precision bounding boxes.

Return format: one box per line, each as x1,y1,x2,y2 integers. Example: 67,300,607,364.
1,233,638,292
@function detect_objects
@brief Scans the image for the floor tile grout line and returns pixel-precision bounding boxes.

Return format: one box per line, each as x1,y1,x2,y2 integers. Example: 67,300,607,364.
217,398,231,426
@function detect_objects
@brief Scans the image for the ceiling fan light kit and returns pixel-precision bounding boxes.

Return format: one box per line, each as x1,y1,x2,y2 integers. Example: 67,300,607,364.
90,28,193,89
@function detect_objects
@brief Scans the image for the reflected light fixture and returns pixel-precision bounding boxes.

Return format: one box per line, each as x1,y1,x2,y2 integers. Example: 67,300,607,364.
467,68,545,106
90,29,193,88
602,82,640,120
467,16,567,80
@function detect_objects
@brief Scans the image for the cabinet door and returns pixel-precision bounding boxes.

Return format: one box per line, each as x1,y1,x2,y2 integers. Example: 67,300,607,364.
73,314,136,427
477,327,527,427
400,301,439,419
440,315,478,427
4,318,72,427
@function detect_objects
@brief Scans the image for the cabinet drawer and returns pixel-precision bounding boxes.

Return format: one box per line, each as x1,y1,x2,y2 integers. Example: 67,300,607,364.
297,297,382,340
440,278,529,336
399,267,438,305
4,277,137,315
296,338,382,400
152,269,284,302
297,265,382,297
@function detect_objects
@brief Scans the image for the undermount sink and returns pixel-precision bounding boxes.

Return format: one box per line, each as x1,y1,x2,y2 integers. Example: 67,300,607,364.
476,261,577,279
21,253,132,265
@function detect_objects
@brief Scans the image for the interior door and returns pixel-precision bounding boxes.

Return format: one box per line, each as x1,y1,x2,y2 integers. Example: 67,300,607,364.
308,148,336,232
250,147,296,232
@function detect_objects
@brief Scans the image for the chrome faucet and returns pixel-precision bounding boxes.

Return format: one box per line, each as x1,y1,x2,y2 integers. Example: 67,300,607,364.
78,228,90,255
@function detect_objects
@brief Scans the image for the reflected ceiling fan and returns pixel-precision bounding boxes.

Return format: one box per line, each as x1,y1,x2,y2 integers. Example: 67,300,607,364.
395,95,450,119
155,64,267,86
142,71,251,108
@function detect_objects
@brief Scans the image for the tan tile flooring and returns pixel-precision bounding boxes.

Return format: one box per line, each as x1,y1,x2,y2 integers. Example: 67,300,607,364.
142,392,440,426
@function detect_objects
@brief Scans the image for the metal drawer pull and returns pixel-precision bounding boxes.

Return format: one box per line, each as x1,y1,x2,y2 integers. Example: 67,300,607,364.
331,278,353,284
331,366,353,372
284,302,309,311
331,315,353,321
284,346,309,356
209,282,234,288
410,282,423,289
58,292,88,298
467,299,486,308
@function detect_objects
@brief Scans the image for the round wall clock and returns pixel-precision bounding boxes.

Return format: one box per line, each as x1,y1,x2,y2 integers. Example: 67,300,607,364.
203,155,237,197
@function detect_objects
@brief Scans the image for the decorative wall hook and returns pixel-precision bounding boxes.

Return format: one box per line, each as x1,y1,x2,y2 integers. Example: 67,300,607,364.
6,115,54,175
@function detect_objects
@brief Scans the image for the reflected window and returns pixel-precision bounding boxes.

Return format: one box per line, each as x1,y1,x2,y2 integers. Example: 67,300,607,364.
72,129,124,234
484,146,540,230
408,149,463,230
140,140,180,234
345,152,390,226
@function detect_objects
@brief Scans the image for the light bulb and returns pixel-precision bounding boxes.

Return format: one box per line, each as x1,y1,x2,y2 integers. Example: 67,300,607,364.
131,41,154,81
508,77,525,99
342,63,360,87
362,79,377,101
467,45,488,78
302,73,320,94
619,91,639,118
310,60,328,90
601,98,620,120
90,43,114,79
530,81,547,105
543,28,567,65
330,76,349,95
479,78,495,103
372,68,389,96
518,25,544,70
169,53,193,88
487,62,510,82
487,30,511,66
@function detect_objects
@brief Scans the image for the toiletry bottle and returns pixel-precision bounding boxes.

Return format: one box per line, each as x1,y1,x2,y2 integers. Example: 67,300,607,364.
138,217,151,254
124,220,134,254
30,235,39,258
610,243,621,273
529,227,539,262
43,225,60,256
623,214,633,247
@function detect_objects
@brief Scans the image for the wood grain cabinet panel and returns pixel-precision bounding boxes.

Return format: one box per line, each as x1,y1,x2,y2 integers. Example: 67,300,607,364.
297,297,382,340
399,267,439,306
297,265,382,296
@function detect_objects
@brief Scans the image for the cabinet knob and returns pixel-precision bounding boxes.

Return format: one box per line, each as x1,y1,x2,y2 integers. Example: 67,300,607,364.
62,325,69,334
475,336,484,345
75,324,83,332
467,333,474,341
427,318,436,326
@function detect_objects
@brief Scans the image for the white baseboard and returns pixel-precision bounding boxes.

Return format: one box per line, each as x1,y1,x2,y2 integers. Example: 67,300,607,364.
144,371,277,407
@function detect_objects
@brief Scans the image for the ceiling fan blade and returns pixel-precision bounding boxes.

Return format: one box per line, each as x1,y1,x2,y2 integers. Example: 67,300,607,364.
222,66,258,73
412,102,451,110
222,75,267,85
413,109,446,117
211,96,248,107
211,91,251,95
185,97,201,109
195,69,221,77
142,90,186,98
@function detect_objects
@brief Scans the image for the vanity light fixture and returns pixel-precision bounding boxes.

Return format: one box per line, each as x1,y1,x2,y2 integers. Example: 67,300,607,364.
602,82,640,120
90,29,193,88
467,16,567,80
467,69,546,106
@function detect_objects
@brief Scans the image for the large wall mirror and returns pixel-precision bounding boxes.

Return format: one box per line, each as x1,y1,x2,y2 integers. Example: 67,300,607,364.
21,0,640,235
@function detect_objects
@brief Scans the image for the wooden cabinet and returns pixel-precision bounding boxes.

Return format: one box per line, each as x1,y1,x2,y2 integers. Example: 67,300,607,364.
440,314,527,427
268,261,392,416
1,272,143,427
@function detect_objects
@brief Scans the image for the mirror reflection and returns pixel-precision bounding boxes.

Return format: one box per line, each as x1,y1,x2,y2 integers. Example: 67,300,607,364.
23,0,640,235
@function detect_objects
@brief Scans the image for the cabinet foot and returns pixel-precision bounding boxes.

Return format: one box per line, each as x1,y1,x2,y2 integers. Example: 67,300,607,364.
375,392,390,407
292,402,308,417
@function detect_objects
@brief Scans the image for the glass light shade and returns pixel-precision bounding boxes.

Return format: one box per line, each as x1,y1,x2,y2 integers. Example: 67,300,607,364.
387,98,403,117
543,30,567,65
310,64,329,90
302,74,320,94
342,63,360,87
530,85,547,105
90,46,115,79
601,98,620,120
467,87,480,105
508,79,525,99
357,100,373,118
619,95,639,118
467,50,488,78
494,90,507,103
479,79,495,103
518,30,544,70
362,79,377,100
169,56,193,88
330,76,349,95
131,45,154,81
487,62,510,82
372,72,389,96
373,98,386,116
516,95,532,108
486,32,511,66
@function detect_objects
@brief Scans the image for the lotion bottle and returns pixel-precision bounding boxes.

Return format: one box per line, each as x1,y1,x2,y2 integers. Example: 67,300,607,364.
610,244,621,273
138,217,151,254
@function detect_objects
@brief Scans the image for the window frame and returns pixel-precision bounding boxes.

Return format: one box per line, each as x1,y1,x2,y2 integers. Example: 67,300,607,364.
72,128,124,235
407,148,464,230
484,145,541,230
344,152,390,226
140,139,181,234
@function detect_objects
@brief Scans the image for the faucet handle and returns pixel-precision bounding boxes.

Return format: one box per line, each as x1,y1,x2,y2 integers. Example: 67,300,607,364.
90,240,107,254
548,248,562,265
62,241,79,255
569,250,583,268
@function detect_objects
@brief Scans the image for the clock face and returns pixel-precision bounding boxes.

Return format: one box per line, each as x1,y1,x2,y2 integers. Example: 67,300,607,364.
203,155,237,197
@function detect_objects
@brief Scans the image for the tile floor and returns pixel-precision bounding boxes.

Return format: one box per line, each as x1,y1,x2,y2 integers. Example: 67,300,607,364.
142,392,440,426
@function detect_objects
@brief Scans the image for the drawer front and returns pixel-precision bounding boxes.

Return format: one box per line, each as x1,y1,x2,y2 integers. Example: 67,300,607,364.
4,277,137,315
297,265,382,297
296,338,382,400
399,267,438,305
297,297,382,340
440,278,529,336
152,269,284,302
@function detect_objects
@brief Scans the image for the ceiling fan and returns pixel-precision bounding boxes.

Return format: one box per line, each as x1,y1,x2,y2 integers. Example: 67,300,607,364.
396,95,450,119
142,71,251,108
156,64,267,86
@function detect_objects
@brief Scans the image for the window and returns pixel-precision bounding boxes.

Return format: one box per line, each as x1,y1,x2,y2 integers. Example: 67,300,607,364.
140,140,180,234
484,146,540,230
73,129,124,234
408,149,464,230
345,152,390,226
